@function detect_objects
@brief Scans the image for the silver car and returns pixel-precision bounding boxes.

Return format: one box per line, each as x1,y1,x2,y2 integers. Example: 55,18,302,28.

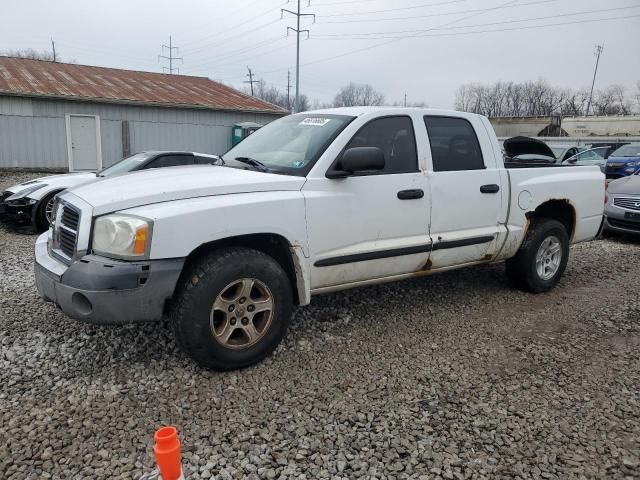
604,172,640,235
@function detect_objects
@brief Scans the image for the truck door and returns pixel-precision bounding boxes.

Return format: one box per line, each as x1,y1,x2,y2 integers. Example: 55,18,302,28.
423,115,504,268
303,115,431,291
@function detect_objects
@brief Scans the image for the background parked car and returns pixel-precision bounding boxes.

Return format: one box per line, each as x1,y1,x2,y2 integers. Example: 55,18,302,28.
604,144,640,179
0,151,219,232
503,136,558,163
604,171,640,235
550,145,582,163
586,141,630,159
562,147,609,171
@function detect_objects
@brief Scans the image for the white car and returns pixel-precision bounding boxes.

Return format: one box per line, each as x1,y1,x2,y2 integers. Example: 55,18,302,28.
0,151,219,231
34,107,605,370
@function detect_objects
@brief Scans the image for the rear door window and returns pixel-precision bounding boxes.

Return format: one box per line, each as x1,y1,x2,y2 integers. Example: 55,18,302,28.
423,116,484,171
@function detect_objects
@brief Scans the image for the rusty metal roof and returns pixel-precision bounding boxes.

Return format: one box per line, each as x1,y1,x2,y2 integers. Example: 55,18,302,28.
0,56,286,114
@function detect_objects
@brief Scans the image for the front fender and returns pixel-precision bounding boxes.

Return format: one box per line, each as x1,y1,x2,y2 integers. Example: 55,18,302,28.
121,191,309,259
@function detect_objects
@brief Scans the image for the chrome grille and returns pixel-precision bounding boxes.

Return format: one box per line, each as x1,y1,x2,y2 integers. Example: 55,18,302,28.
53,203,81,261
614,197,640,211
61,206,80,230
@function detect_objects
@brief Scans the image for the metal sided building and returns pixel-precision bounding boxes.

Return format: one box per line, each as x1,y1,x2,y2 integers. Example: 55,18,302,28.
0,57,287,171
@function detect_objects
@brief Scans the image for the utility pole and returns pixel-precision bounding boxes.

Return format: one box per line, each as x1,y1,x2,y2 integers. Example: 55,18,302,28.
404,93,407,107
244,66,258,96
286,70,292,112
282,0,315,112
586,44,604,116
158,36,183,74
51,39,57,62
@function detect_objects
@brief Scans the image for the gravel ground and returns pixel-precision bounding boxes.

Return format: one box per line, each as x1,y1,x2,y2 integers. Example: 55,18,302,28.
0,171,639,480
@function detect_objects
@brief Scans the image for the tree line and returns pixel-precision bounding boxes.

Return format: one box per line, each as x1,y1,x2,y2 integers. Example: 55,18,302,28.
454,79,639,117
245,80,426,111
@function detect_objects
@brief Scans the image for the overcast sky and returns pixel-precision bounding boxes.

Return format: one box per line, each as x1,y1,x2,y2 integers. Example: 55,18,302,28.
3,0,640,108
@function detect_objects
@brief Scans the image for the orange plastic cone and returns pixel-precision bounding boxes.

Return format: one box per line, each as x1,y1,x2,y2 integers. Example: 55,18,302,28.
154,426,184,480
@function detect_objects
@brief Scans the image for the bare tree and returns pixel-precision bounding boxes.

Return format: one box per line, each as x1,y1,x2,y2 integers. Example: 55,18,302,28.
455,79,636,117
1,48,76,63
333,83,385,107
2,48,55,61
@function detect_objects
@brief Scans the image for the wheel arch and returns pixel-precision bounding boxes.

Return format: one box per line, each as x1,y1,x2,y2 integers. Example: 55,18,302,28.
526,199,576,241
180,233,309,306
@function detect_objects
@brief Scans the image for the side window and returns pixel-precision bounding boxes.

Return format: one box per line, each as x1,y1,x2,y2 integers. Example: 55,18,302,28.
423,116,484,172
145,154,194,169
195,155,214,165
344,116,418,174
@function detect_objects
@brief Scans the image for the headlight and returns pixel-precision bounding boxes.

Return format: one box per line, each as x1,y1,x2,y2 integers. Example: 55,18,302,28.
92,214,152,259
5,183,46,203
626,161,640,167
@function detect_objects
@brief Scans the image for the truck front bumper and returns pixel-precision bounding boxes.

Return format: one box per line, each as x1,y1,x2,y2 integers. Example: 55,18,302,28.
34,233,185,324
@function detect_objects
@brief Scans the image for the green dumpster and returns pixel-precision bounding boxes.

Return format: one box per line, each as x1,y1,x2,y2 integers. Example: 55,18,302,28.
231,122,263,147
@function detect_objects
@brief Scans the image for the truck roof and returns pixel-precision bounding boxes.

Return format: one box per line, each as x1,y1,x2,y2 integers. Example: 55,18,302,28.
303,106,485,119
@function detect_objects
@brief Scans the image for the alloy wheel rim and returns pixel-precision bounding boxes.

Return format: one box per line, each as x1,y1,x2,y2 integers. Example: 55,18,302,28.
209,278,275,350
44,198,56,224
535,235,562,281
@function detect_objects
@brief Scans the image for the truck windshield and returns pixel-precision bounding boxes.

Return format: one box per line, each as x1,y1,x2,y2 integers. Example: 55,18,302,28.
221,113,353,176
97,152,152,177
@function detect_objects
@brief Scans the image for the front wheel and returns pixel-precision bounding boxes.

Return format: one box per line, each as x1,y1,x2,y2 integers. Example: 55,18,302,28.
35,192,59,232
170,247,293,370
506,219,570,293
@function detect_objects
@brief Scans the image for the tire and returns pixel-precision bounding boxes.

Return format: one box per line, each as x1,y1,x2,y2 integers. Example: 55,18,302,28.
35,191,59,232
170,247,293,370
505,219,570,293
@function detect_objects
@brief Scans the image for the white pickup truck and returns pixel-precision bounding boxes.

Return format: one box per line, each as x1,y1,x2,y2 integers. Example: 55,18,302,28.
34,107,605,370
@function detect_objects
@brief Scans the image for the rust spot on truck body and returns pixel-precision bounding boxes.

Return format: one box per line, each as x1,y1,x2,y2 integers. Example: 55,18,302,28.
419,258,433,271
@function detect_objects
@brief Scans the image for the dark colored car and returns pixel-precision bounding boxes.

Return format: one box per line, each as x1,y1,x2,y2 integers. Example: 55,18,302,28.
0,151,219,232
604,171,640,235
604,144,640,179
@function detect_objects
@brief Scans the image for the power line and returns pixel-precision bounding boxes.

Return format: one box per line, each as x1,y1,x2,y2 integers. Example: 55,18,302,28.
316,0,551,24
282,0,316,113
173,0,266,39
586,45,604,116
158,36,183,74
183,18,281,55
317,0,467,17
312,5,640,39
299,0,519,68
186,35,286,70
181,2,284,49
244,66,258,95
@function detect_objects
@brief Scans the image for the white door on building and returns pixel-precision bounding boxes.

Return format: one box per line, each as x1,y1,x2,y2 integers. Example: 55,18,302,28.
66,115,102,171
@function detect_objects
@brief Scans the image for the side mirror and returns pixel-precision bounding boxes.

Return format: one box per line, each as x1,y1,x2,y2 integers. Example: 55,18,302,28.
326,147,385,178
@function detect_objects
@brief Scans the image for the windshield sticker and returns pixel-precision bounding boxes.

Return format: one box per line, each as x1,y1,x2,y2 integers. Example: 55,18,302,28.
293,160,304,168
299,117,331,126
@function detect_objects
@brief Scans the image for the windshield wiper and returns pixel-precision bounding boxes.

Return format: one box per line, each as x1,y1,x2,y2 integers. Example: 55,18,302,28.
234,156,268,172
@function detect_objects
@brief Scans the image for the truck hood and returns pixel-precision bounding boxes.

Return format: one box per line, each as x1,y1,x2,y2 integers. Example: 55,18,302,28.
67,165,307,215
503,136,555,159
5,172,97,196
607,174,640,194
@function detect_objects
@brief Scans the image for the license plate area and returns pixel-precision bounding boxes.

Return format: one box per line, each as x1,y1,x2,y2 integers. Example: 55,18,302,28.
624,211,640,222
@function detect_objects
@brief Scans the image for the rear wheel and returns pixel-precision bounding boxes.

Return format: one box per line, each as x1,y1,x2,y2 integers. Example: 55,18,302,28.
170,247,293,370
506,219,569,293
35,192,59,232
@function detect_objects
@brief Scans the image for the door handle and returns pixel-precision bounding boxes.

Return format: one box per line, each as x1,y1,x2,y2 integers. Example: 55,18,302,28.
480,184,500,194
397,189,424,200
